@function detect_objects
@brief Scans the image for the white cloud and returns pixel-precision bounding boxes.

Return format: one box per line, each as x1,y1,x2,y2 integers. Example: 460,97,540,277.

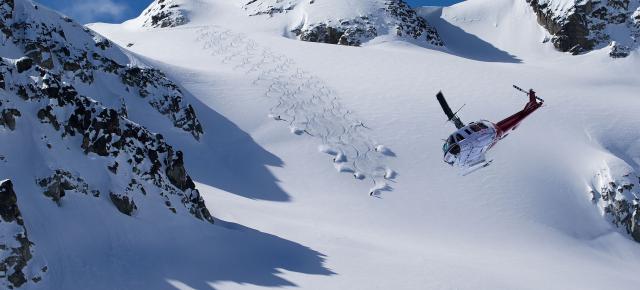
63,0,130,24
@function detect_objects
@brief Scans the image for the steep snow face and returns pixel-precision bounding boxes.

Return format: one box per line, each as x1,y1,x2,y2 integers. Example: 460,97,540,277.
0,0,203,140
0,1,217,286
138,0,190,28
0,56,213,222
527,0,640,57
243,0,444,46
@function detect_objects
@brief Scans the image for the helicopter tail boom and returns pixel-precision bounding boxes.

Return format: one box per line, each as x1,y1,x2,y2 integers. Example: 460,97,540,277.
496,88,544,136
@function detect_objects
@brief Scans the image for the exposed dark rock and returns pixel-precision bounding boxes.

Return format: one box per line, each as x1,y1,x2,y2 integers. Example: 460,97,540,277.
37,106,60,131
0,58,213,222
142,0,189,28
385,0,443,46
15,57,32,73
527,0,640,57
285,0,443,47
121,67,203,140
244,0,444,46
245,0,297,16
0,180,45,289
0,180,21,223
108,162,119,174
109,192,137,216
0,108,21,130
592,170,640,243
36,170,98,204
166,149,195,191
0,0,204,139
295,18,378,46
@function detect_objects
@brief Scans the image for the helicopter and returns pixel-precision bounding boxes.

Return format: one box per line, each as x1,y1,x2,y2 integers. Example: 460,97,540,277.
437,85,544,175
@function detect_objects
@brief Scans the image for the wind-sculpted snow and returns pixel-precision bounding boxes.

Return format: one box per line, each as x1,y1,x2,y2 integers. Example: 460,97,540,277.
195,26,396,195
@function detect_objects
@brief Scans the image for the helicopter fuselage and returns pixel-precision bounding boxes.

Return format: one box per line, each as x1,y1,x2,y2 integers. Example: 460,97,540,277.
437,88,543,174
442,120,498,167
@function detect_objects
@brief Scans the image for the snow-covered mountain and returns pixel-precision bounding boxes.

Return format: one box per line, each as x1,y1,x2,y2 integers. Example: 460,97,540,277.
527,0,640,57
139,0,191,28
242,0,444,46
0,0,214,287
141,0,444,47
2,0,640,289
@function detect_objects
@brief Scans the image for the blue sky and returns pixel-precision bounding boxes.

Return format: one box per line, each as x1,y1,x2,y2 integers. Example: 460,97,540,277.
34,0,464,24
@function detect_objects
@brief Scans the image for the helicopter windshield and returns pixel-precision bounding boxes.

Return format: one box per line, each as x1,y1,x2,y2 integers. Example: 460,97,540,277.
442,135,460,156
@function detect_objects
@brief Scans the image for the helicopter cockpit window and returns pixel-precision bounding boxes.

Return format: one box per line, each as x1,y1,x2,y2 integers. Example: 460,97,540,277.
444,135,461,156
455,133,465,141
447,135,456,146
470,123,482,132
449,144,460,155
478,123,489,129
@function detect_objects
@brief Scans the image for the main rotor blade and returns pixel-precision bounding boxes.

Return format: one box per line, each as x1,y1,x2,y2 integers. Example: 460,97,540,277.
436,92,465,129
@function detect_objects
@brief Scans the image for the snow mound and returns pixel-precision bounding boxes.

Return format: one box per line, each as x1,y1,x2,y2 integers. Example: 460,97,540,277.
243,0,444,47
139,0,190,28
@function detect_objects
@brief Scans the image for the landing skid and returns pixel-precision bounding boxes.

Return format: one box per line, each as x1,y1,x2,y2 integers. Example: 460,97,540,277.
460,160,493,176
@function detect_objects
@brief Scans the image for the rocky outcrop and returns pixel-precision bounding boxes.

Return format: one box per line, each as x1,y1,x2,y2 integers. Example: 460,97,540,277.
527,0,640,57
384,0,443,46
591,165,640,242
109,192,137,216
0,180,46,289
141,0,189,28
14,57,32,74
121,67,203,138
246,0,444,47
0,58,213,222
0,107,20,131
0,0,203,139
36,170,100,204
294,17,379,46
244,0,297,16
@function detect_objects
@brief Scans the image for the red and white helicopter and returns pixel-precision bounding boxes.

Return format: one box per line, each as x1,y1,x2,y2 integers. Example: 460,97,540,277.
437,85,544,175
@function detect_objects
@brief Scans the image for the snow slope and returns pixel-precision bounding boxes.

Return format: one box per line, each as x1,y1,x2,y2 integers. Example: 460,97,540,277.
18,0,640,288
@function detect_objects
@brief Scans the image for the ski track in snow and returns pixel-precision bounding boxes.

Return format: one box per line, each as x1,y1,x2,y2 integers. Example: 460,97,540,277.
194,25,396,195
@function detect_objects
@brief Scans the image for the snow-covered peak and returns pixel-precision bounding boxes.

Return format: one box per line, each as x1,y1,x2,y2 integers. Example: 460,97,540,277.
139,0,191,28
243,0,444,46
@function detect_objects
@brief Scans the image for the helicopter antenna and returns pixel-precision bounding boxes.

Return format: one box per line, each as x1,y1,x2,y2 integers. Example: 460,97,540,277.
436,91,465,129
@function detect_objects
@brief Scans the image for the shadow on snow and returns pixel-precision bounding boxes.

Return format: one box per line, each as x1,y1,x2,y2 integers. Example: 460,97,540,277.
136,59,291,202
422,7,522,63
156,220,336,290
